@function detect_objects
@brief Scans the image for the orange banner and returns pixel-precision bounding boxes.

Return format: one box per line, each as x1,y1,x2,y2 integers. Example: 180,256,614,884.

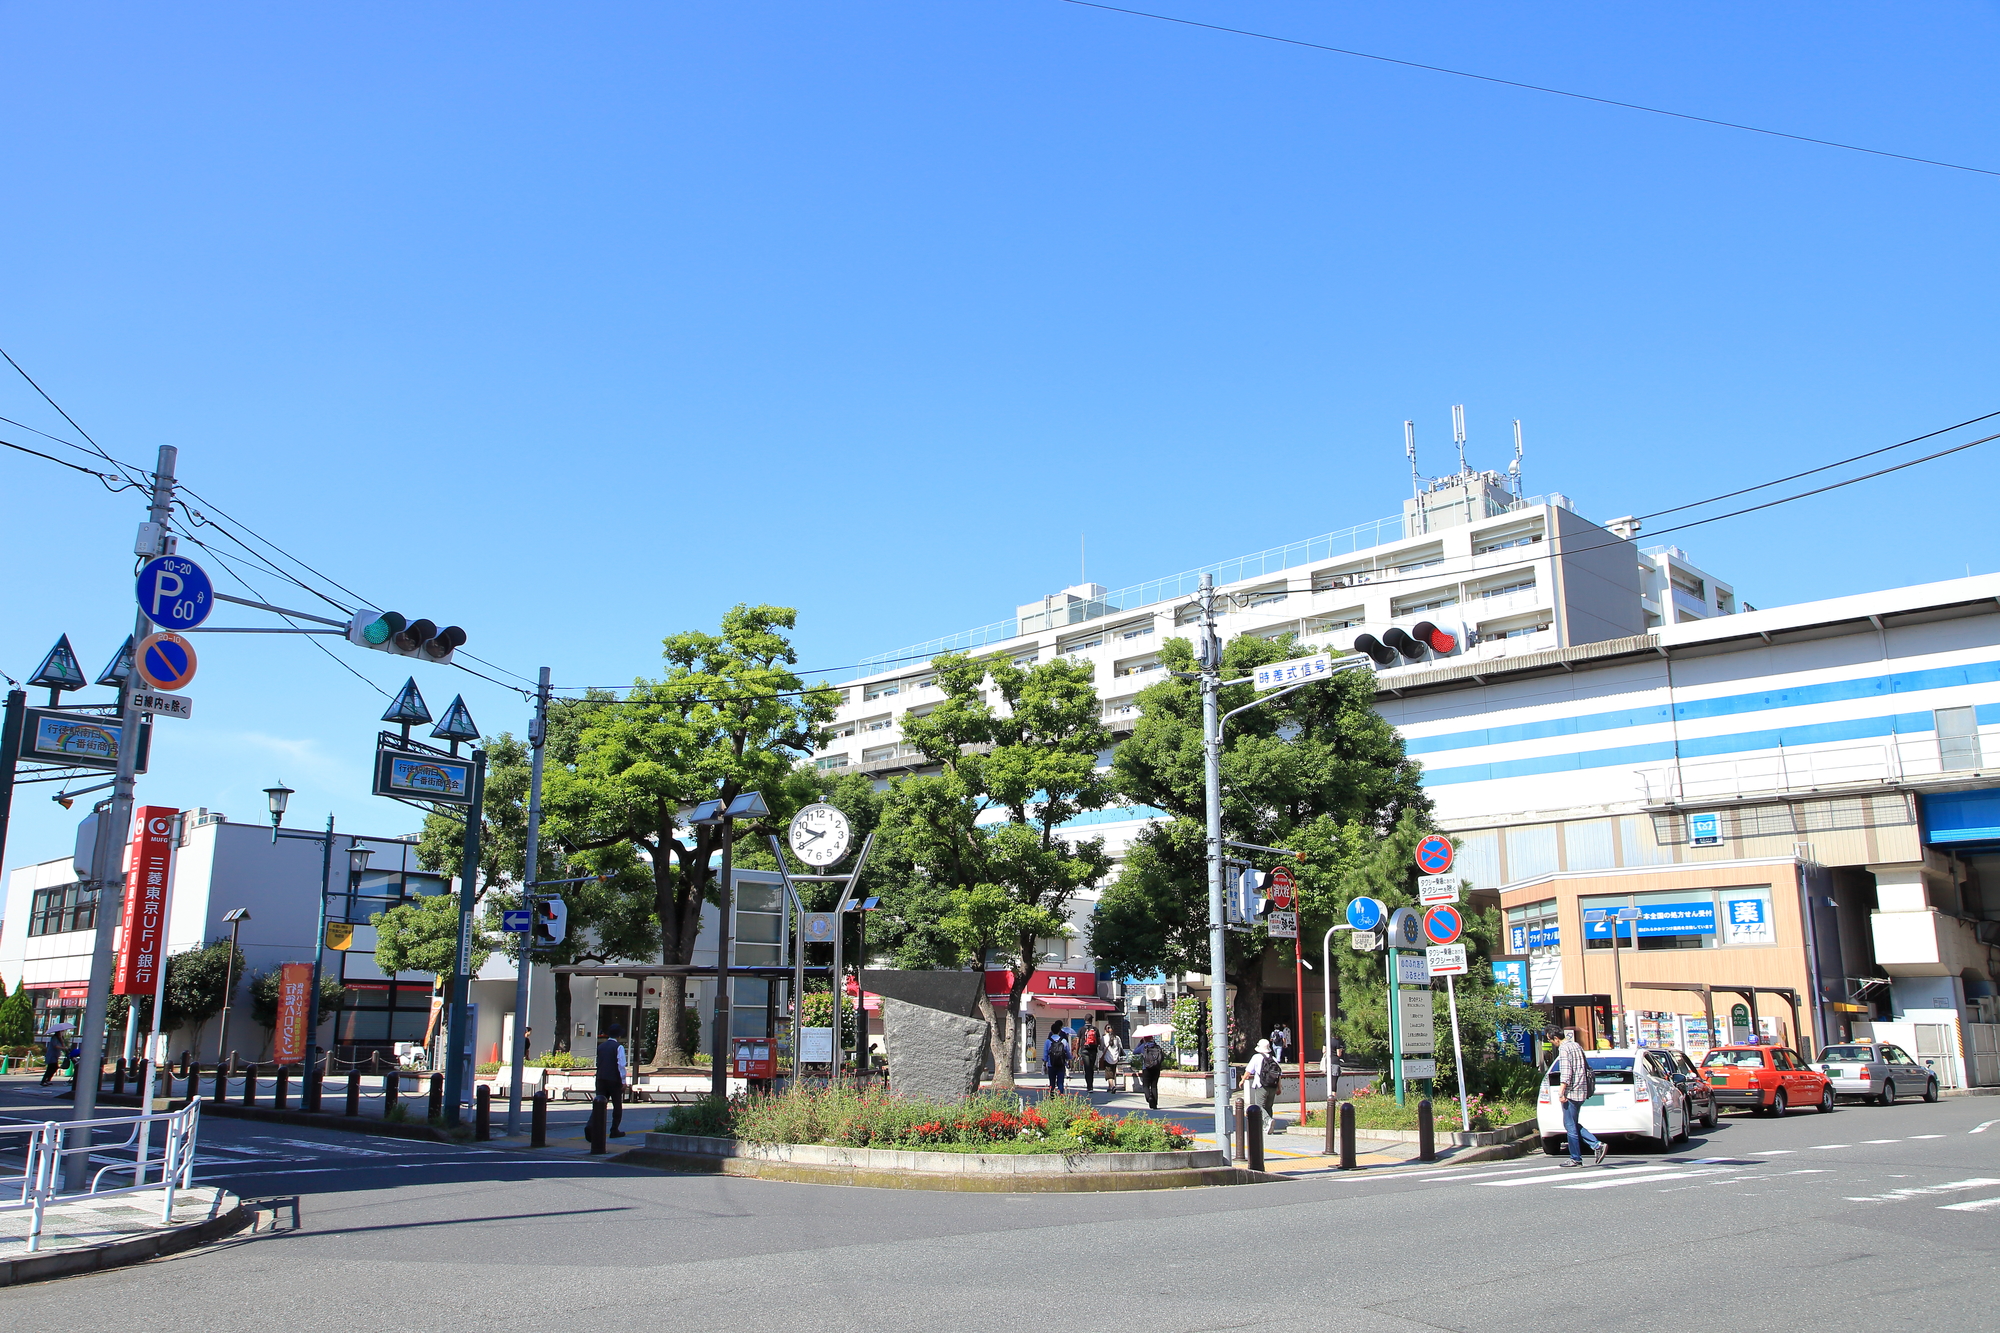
273,962,313,1064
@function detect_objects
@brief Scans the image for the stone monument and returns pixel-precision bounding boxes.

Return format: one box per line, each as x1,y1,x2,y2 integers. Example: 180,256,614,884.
881,995,990,1101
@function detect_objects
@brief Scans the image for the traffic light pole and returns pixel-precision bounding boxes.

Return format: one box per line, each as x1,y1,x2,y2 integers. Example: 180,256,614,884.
507,667,550,1138
1198,573,1231,1152
442,748,487,1128
70,446,178,1183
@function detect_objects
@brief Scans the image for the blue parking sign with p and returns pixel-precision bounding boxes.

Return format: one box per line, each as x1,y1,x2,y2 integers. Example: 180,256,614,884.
136,556,213,631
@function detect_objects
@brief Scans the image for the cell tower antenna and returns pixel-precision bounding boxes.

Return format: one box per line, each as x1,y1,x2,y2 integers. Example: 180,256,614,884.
1404,419,1422,499
1451,404,1467,474
1510,419,1525,496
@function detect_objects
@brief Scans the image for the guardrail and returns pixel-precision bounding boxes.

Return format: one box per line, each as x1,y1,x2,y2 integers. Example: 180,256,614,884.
1637,738,1950,805
0,1100,201,1253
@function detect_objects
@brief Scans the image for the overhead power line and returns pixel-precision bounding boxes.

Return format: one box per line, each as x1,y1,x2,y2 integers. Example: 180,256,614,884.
1057,1,2000,179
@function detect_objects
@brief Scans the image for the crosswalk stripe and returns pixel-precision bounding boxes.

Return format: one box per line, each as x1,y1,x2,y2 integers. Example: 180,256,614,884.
1809,1144,1850,1150
1970,1121,1997,1134
1861,1139,1901,1144
1556,1167,1736,1191
1909,1134,1945,1139
1939,1196,2000,1213
1842,1177,2000,1203
1420,1164,1568,1182
1752,1149,1795,1155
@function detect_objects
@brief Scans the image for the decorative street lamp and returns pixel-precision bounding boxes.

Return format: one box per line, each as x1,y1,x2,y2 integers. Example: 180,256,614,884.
214,907,251,1073
263,783,294,844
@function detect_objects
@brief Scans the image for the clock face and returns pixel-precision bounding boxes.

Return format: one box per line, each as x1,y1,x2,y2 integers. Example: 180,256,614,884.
788,803,853,868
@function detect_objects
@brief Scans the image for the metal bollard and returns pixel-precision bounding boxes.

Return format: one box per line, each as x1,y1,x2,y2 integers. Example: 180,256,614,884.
113,1057,126,1095
243,1061,258,1106
475,1085,491,1141
1231,1093,1246,1163
275,1066,290,1110
1338,1099,1357,1169
427,1073,444,1123
384,1070,399,1117
1324,1096,1337,1157
1417,1097,1436,1162
303,1054,321,1113
1247,1103,1265,1173
212,1057,228,1105
531,1088,548,1148
345,1071,361,1116
585,1095,608,1154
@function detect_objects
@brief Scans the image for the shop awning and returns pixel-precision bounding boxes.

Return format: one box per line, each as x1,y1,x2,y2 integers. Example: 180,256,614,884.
1036,997,1116,1011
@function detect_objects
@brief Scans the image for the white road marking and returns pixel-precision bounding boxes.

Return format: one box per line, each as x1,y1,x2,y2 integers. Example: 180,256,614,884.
1752,1149,1795,1155
1421,1164,1568,1182
1842,1177,2000,1204
1970,1120,1997,1134
1558,1167,1736,1191
1809,1144,1851,1150
1861,1139,1901,1144
1939,1196,2000,1213
251,1135,400,1157
1910,1134,1945,1139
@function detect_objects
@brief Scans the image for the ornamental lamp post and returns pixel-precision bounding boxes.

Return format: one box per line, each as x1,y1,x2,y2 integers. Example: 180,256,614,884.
263,783,294,844
214,907,251,1067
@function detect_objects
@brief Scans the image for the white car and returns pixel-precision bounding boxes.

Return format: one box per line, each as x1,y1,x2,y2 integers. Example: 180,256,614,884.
1538,1048,1690,1154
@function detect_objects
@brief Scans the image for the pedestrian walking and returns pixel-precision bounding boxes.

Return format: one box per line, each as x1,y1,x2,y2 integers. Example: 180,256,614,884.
1552,1028,1607,1167
1042,1024,1071,1094
39,1025,69,1086
1134,1033,1165,1109
1101,1029,1126,1093
1270,1024,1289,1064
595,1026,628,1138
1078,1025,1101,1094
1243,1038,1281,1116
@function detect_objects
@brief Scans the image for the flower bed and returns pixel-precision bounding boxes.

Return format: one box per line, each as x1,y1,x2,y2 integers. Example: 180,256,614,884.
659,1088,1194,1155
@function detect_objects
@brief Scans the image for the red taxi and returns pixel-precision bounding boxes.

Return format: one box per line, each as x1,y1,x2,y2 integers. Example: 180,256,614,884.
1699,1044,1835,1116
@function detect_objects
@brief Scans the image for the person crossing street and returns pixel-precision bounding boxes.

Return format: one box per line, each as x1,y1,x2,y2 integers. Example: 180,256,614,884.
1553,1028,1608,1167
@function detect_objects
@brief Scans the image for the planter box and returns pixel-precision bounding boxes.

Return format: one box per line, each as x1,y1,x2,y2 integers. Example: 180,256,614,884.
1284,1115,1538,1148
642,1132,1226,1176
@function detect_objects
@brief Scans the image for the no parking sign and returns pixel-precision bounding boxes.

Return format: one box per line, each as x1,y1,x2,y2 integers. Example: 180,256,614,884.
1415,834,1453,875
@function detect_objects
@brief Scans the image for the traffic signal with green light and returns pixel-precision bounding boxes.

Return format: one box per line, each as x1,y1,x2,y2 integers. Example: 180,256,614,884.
346,610,467,663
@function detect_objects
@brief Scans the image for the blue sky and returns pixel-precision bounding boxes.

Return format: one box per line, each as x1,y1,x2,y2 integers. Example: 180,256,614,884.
2,2,1997,874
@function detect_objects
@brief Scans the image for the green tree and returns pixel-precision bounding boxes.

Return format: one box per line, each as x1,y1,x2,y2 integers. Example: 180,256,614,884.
544,605,838,1065
147,940,245,1059
371,891,492,978
1090,630,1430,1058
248,967,348,1035
0,978,33,1049
882,651,1115,1089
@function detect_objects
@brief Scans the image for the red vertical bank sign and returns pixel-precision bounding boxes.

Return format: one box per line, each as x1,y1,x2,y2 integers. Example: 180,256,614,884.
114,805,177,997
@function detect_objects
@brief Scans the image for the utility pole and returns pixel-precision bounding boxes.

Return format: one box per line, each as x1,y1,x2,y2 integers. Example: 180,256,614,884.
304,813,335,1090
508,667,550,1138
70,445,177,1178
0,688,25,890
442,749,488,1127
1198,572,1230,1151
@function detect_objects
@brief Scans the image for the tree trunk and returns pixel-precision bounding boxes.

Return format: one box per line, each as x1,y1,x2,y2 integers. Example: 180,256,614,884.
1230,945,1266,1062
553,973,572,1053
656,976,688,1069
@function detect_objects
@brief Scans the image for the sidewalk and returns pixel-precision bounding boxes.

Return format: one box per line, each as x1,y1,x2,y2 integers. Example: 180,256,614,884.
0,1187,248,1286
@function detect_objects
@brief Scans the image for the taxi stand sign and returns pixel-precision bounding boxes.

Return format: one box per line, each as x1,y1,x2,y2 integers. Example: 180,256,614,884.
1426,943,1469,976
1417,874,1458,905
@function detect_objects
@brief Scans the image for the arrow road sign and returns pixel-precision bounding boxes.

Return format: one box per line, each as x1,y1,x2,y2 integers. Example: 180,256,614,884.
1417,873,1458,905
135,555,213,631
502,910,533,932
1415,834,1454,875
1426,943,1468,976
1422,904,1464,946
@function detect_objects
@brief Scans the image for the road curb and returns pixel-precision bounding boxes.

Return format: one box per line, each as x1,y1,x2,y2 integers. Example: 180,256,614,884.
0,1194,250,1287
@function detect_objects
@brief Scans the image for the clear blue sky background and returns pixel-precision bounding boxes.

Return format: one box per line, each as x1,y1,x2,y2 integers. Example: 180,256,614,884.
3,2,1997,878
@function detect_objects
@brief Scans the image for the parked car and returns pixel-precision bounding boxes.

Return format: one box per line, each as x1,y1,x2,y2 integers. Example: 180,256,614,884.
1648,1046,1719,1130
1813,1041,1940,1105
1539,1049,1690,1153
1699,1044,1835,1115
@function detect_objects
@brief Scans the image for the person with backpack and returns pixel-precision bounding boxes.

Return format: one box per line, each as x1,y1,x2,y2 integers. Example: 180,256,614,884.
1553,1028,1607,1167
1244,1038,1281,1118
1100,1029,1126,1093
1042,1024,1071,1094
1078,1025,1101,1094
1134,1034,1166,1109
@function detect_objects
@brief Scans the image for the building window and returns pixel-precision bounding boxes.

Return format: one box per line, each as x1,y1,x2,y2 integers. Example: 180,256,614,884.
1305,612,1363,635
1392,590,1459,616
862,681,900,701
1246,587,1289,608
1477,532,1543,554
1061,636,1103,655
1116,656,1161,677
1669,568,1705,600
815,753,850,771
1477,577,1536,600
862,744,897,763
1395,559,1443,574
1938,706,1983,771
1120,625,1154,641
824,723,855,742
863,715,894,733
914,676,937,691
28,883,97,937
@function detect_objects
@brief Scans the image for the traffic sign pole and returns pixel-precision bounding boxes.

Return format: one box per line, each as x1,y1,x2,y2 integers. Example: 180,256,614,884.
1445,975,1469,1132
508,668,550,1138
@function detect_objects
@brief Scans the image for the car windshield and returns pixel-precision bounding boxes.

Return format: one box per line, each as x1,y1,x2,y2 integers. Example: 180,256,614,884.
1818,1046,1876,1063
1584,1057,1636,1085
1702,1050,1767,1068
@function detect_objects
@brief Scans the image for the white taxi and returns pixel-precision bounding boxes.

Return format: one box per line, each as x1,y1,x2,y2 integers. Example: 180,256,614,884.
1538,1048,1690,1154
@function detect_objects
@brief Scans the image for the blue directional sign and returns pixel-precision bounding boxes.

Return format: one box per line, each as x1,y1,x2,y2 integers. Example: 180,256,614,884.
135,556,213,631
1345,895,1385,932
501,909,533,933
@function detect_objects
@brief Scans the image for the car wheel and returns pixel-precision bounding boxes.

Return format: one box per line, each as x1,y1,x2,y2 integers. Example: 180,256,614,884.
1818,1085,1835,1114
1647,1113,1671,1152
1924,1078,1940,1103
1878,1080,1895,1106
1543,1136,1567,1156
1770,1089,1788,1117
1703,1099,1719,1130
1674,1108,1691,1145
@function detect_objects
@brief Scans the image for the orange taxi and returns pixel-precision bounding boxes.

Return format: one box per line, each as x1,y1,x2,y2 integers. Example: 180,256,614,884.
1699,1044,1835,1116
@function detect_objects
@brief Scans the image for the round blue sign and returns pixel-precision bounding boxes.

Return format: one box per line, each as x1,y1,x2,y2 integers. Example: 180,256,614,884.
135,556,213,631
1422,904,1464,946
1345,896,1385,932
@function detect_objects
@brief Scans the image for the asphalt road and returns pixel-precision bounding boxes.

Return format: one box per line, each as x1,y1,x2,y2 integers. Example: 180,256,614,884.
4,1078,1996,1331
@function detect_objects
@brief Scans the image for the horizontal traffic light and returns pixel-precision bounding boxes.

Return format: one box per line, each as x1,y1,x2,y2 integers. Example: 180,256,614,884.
347,610,467,664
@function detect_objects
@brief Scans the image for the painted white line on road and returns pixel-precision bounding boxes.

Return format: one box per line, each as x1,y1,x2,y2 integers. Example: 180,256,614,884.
1752,1149,1795,1155
1421,1164,1568,1182
1939,1196,2000,1213
1842,1177,2000,1204
1910,1134,1946,1139
1809,1144,1851,1150
1557,1167,1735,1191
1479,1164,1659,1187
1783,1169,1832,1174
1861,1139,1902,1144
1971,1120,1997,1134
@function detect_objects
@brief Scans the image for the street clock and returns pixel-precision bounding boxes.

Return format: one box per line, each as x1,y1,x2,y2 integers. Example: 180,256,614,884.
787,802,853,868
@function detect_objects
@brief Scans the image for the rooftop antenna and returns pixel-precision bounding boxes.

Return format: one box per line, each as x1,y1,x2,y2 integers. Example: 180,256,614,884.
1405,419,1426,534
1510,419,1525,496
1452,404,1468,475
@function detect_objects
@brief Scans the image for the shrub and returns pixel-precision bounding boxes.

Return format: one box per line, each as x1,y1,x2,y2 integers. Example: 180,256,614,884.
671,1087,1189,1154
659,1095,735,1138
528,1051,585,1070
476,1061,501,1075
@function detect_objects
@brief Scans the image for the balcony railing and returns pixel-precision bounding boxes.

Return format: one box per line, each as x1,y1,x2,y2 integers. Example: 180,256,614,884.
1637,738,1968,804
